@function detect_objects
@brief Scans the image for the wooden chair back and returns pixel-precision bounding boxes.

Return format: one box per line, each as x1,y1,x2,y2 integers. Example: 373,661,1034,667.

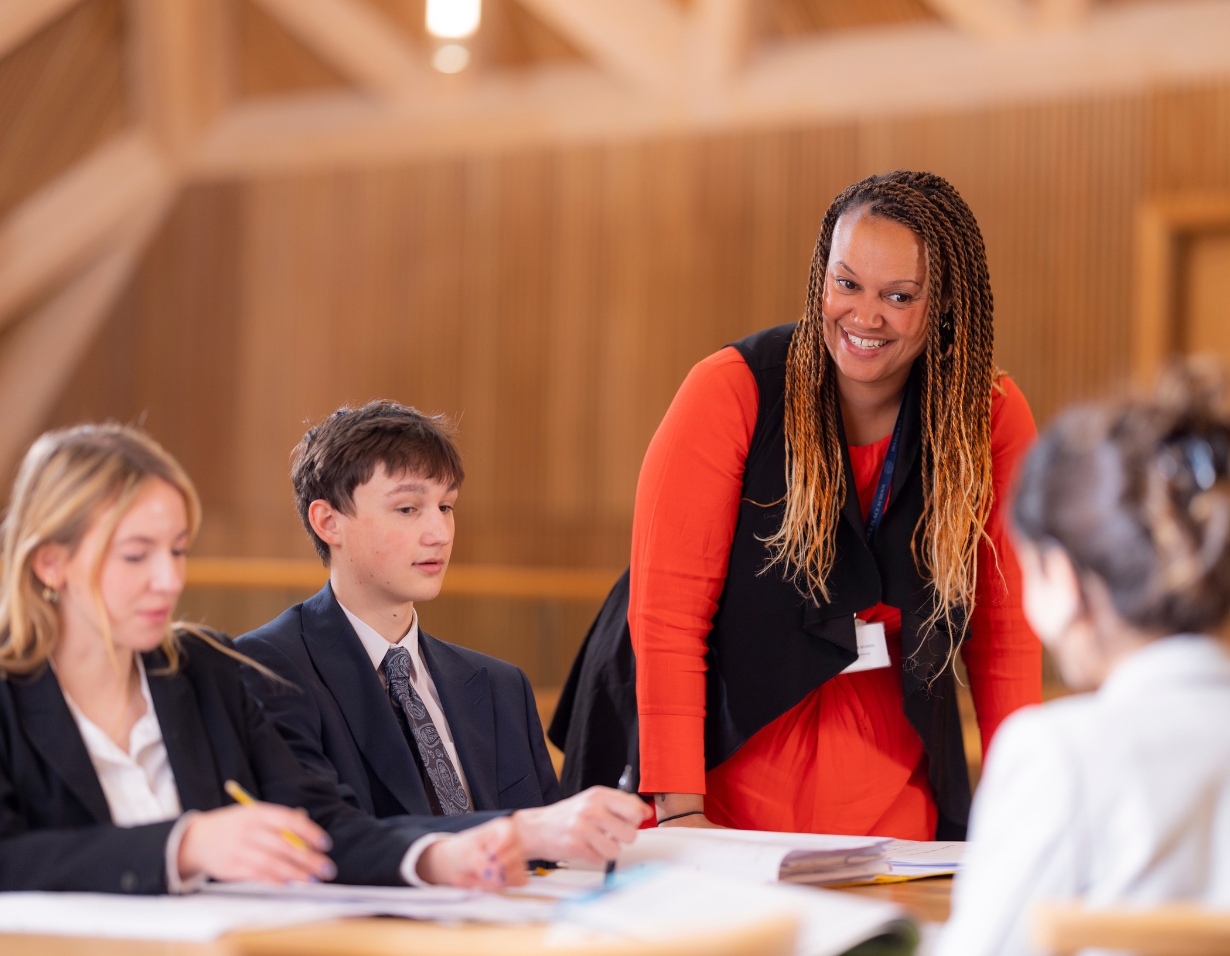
1034,901,1230,956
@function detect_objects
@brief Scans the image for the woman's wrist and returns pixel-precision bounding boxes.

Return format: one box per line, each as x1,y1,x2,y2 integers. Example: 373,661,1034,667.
654,792,705,821
657,810,706,824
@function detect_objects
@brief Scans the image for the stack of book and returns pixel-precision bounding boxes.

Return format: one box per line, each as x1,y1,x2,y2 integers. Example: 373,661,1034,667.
609,827,892,885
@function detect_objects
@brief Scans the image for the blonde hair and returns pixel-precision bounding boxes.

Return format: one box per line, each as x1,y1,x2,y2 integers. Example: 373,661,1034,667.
0,423,249,677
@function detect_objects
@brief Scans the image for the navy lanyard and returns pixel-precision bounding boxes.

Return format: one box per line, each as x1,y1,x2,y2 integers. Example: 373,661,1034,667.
863,401,906,547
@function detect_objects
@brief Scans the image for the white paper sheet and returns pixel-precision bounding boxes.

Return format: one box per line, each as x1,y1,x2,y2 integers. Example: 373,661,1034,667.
0,892,369,942
885,840,965,867
883,840,966,877
0,883,558,943
202,880,556,924
553,865,911,956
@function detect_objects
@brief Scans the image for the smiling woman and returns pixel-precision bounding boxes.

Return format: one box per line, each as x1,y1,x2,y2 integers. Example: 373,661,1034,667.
621,171,1043,840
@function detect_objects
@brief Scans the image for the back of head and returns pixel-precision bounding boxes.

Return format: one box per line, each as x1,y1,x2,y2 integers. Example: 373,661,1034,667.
0,423,201,675
1013,357,1230,636
291,400,464,564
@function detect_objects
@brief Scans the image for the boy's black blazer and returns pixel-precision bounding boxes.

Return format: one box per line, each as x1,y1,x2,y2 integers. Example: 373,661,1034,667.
0,632,471,894
236,584,561,821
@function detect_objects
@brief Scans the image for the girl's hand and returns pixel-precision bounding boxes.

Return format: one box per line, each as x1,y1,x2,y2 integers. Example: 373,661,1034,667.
178,803,336,884
415,817,527,890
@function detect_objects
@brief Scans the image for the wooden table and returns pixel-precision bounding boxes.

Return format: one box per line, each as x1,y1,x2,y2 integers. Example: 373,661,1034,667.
837,875,953,924
0,877,953,956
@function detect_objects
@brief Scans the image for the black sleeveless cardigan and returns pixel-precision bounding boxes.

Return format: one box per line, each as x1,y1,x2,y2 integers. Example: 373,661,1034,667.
551,322,971,838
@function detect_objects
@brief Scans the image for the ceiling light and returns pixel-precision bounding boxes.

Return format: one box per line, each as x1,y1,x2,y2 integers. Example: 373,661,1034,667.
432,44,471,74
426,0,481,39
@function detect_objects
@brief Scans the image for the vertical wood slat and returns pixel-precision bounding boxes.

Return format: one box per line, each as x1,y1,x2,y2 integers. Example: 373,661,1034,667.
0,0,128,221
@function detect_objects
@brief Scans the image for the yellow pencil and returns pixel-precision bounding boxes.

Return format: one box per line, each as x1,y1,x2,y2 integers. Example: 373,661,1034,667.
223,779,311,852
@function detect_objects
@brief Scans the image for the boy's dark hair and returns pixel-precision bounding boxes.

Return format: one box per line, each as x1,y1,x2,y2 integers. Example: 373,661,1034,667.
291,401,464,564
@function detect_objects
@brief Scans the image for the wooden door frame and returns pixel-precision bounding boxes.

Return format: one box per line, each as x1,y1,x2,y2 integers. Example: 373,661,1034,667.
1134,192,1230,385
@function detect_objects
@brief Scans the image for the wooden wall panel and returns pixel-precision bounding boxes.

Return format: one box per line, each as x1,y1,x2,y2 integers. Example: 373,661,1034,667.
0,0,127,220
45,78,1230,683
1147,84,1230,194
857,95,1149,422
47,184,246,554
239,0,346,97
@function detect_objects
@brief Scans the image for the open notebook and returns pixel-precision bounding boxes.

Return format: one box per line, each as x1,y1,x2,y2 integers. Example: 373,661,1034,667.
602,827,892,885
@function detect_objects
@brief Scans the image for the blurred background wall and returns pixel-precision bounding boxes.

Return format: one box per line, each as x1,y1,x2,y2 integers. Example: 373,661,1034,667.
3,0,1230,772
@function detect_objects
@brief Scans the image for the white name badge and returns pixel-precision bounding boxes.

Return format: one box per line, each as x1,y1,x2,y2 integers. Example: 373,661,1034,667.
841,619,891,674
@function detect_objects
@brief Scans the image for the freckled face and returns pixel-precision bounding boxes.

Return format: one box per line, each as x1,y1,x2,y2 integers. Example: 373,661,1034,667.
821,206,932,387
330,465,457,605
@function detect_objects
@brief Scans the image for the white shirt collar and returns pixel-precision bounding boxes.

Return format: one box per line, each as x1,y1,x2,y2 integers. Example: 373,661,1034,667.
63,655,162,765
1100,633,1230,703
60,655,184,829
338,600,420,673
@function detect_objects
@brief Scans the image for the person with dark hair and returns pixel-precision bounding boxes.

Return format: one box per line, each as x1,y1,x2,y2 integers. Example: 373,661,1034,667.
238,401,649,870
556,171,1041,839
938,359,1230,956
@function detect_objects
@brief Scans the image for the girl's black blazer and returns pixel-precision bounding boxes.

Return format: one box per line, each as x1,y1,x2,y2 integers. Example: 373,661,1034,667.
0,630,455,893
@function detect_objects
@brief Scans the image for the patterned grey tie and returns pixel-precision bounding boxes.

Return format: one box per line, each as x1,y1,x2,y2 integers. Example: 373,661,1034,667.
382,645,471,816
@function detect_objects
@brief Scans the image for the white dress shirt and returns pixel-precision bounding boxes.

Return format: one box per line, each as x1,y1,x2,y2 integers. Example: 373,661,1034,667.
61,656,197,892
937,635,1230,956
338,601,473,806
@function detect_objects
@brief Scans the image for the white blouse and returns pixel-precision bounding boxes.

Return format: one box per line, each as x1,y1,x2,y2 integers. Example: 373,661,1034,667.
937,635,1230,956
62,656,182,826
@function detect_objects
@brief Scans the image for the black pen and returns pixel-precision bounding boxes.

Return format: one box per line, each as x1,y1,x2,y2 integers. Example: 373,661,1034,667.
604,763,634,887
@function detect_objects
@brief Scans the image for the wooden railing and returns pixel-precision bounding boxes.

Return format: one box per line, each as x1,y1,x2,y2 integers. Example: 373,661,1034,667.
185,558,621,601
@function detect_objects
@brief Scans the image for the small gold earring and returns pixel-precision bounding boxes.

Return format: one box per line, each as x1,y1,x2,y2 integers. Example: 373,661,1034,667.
41,585,59,605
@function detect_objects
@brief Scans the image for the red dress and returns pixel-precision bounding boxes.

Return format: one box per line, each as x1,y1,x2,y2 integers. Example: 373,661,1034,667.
630,347,1042,838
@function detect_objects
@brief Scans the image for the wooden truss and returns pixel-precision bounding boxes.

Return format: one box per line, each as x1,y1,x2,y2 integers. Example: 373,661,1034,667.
0,0,1228,475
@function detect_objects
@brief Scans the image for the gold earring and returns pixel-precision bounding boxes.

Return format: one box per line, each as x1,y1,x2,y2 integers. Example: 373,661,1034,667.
41,585,59,605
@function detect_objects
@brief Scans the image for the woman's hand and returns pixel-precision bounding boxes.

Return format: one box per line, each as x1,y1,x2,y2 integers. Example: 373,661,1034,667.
655,792,726,828
511,786,652,864
178,804,336,884
415,817,527,890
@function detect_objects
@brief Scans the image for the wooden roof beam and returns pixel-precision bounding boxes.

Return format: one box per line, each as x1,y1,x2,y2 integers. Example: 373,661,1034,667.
0,131,174,327
515,0,686,93
249,0,425,99
186,1,1230,177
0,0,85,60
690,0,755,91
923,0,1091,38
127,0,237,159
921,0,1032,39
1038,0,1093,31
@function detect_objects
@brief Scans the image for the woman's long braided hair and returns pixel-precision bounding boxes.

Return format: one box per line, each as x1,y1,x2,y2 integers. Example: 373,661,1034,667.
764,171,997,652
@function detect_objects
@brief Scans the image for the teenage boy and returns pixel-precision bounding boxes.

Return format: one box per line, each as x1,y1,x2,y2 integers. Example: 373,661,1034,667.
238,401,648,864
